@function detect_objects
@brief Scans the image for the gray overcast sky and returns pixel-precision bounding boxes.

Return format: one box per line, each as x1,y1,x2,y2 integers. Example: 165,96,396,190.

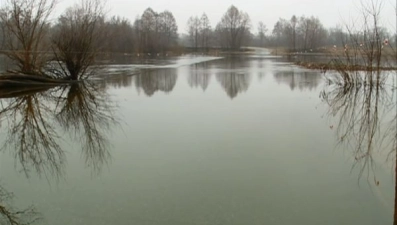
56,0,396,34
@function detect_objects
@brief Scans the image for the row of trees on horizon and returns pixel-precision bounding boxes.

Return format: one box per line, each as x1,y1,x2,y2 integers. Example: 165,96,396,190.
103,5,395,53
1,0,394,54
0,0,393,80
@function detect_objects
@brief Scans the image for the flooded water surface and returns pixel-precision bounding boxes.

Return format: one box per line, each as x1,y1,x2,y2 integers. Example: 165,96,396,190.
0,53,395,225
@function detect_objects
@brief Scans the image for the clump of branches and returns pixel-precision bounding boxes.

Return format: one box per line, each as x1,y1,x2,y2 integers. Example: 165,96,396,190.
215,5,251,50
0,185,40,225
0,0,106,81
330,0,393,86
51,0,106,80
325,69,387,90
0,0,57,76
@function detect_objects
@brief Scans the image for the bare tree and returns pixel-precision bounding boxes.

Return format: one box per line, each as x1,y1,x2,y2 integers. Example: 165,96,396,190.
103,16,135,54
137,8,157,53
216,5,250,50
350,0,386,71
0,0,57,75
257,21,267,47
200,13,211,49
331,0,393,81
272,19,287,47
290,15,297,51
51,0,105,80
271,15,326,51
327,26,347,46
187,16,201,49
132,16,143,53
158,11,178,52
133,8,177,54
187,13,212,50
297,16,327,50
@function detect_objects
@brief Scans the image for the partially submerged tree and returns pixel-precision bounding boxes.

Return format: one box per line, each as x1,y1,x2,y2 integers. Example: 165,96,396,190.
343,0,388,70
52,0,105,80
329,0,393,85
0,0,57,75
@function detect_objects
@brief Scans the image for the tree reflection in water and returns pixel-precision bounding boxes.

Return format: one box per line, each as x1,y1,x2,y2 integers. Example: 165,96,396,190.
321,71,397,224
0,89,65,178
0,81,118,178
0,185,40,225
274,70,322,91
134,69,177,96
216,72,250,99
215,57,251,99
321,72,395,181
55,82,117,172
187,63,211,91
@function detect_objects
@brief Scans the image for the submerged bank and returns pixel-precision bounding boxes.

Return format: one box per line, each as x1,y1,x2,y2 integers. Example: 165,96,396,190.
294,61,397,72
0,73,82,98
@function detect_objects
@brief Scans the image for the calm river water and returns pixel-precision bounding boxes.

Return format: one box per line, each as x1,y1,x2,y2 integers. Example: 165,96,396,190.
0,52,395,225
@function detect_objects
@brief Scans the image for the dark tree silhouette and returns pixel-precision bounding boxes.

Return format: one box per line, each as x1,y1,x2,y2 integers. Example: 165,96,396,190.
52,0,105,80
0,0,56,75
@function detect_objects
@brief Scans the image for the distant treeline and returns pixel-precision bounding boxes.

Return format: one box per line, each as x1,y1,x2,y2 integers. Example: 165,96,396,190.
0,0,394,58
100,5,395,54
